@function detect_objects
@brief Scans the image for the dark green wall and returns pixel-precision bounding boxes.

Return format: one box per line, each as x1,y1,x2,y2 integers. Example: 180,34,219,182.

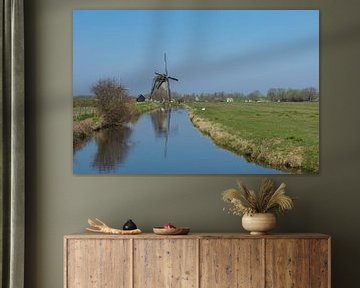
25,0,360,287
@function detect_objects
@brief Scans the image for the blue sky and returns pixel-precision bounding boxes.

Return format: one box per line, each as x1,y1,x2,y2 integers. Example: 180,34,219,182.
73,10,319,96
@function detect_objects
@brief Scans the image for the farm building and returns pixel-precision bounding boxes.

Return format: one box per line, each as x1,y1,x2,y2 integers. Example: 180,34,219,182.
136,94,146,102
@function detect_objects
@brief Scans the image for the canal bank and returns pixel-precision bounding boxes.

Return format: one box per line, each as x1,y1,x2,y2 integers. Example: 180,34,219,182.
73,108,284,174
186,103,317,174
73,101,163,149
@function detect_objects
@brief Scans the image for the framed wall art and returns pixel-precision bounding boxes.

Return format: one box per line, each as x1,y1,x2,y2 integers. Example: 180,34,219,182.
72,10,319,175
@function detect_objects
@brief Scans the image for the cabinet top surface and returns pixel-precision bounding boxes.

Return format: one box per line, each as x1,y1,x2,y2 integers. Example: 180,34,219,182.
64,232,330,240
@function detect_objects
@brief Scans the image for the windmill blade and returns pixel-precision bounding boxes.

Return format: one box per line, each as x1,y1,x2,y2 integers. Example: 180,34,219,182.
166,78,172,102
164,108,171,159
168,76,178,81
164,53,168,75
155,72,163,76
150,79,157,97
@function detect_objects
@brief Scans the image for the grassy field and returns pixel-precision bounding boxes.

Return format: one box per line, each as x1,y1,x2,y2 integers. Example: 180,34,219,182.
73,106,98,122
73,100,162,121
187,102,319,173
134,101,163,114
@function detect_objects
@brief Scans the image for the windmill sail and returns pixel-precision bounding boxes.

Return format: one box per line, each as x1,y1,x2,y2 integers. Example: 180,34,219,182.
150,53,178,102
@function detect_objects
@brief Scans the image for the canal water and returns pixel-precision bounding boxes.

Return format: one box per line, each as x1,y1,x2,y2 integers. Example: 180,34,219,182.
73,108,285,174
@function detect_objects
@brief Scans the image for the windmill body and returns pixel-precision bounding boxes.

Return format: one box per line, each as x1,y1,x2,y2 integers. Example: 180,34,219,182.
150,53,178,102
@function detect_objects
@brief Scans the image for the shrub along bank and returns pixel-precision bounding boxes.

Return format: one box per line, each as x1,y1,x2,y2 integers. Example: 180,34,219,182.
73,97,162,148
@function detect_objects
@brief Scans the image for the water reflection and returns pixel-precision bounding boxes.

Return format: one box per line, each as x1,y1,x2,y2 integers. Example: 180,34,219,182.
73,108,285,174
92,125,132,172
150,108,171,137
73,135,91,153
149,108,172,158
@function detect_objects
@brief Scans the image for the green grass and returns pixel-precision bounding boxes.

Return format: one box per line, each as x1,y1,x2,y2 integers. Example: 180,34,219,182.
73,100,163,125
73,107,97,122
187,102,319,173
135,101,163,114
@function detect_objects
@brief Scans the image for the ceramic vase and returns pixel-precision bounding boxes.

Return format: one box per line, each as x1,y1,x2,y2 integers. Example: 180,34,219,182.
242,213,276,235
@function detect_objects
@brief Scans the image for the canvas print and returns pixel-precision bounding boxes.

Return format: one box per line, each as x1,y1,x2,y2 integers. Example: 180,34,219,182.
73,10,319,174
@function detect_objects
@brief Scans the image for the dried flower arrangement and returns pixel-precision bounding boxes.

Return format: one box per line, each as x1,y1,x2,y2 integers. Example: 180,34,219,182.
222,178,294,216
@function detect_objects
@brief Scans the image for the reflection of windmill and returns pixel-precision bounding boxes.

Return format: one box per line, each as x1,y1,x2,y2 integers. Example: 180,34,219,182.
149,108,172,158
150,53,178,102
150,109,170,137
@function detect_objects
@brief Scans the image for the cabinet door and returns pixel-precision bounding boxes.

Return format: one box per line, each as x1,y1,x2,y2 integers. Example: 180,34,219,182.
265,239,329,288
309,239,330,288
66,239,131,288
200,239,264,288
134,239,198,288
266,239,309,288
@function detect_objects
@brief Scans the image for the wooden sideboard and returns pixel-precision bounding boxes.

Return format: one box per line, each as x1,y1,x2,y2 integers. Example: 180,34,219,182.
64,233,330,288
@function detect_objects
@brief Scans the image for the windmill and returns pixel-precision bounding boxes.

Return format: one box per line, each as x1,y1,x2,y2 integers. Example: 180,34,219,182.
150,53,178,102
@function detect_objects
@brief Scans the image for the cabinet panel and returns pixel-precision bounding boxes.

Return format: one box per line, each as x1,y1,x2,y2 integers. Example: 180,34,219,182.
134,239,198,288
66,239,131,288
200,239,264,288
265,239,310,288
310,239,330,288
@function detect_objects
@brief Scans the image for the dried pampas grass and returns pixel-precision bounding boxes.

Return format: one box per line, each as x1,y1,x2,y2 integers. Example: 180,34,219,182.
222,179,294,216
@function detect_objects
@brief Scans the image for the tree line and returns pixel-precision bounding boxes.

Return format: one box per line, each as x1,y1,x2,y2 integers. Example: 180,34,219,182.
266,87,318,102
175,87,318,102
75,78,318,105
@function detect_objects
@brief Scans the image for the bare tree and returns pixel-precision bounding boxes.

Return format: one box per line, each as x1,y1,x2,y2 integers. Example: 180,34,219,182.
91,78,135,126
247,90,263,101
303,87,318,101
267,87,319,102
